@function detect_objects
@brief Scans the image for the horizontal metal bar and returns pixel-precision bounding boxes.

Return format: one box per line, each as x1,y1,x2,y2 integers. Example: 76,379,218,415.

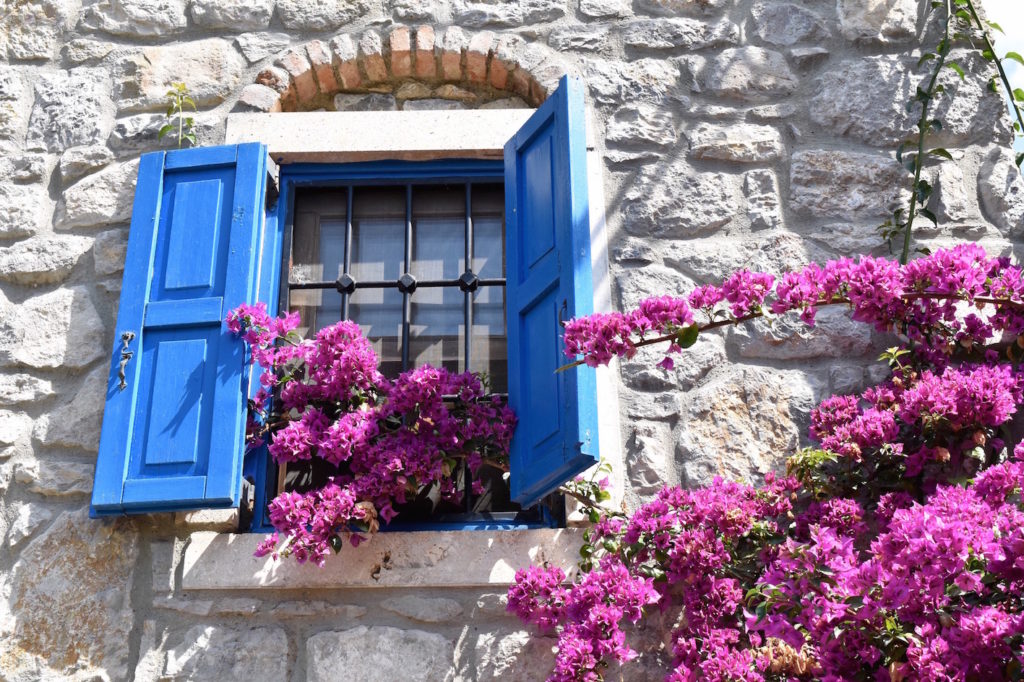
289,278,506,291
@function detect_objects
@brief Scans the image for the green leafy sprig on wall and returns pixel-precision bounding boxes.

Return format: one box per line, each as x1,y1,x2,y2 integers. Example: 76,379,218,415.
159,82,197,149
884,0,1024,265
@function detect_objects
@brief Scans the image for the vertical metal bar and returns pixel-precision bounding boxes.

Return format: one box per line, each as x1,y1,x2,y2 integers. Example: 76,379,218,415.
464,183,473,375
342,185,353,320
401,184,412,372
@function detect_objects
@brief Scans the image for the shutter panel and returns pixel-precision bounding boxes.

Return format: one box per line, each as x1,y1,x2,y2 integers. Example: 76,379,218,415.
91,143,270,517
505,75,599,507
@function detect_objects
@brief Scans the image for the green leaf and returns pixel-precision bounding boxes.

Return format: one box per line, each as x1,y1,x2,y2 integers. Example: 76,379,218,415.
928,147,954,161
675,324,700,349
329,535,343,553
918,207,938,227
183,95,197,110
945,62,966,80
929,118,943,131
1016,153,1023,168
1013,88,1024,103
157,123,174,139
983,49,997,61
917,52,936,67
1006,52,1024,67
988,20,1005,34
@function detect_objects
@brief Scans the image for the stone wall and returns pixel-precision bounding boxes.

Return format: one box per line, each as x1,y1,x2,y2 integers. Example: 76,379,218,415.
0,0,1021,679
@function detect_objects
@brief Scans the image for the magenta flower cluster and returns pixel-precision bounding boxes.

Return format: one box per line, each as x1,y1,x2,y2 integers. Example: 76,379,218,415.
511,246,1024,681
227,303,515,566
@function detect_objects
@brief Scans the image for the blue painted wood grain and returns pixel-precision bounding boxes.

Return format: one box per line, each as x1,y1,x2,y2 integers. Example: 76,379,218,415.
505,75,600,507
91,142,269,516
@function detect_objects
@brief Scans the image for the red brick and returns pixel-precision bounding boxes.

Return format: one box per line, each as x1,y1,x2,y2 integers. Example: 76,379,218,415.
466,31,494,85
329,35,362,90
413,25,436,79
306,40,338,94
440,26,468,81
388,26,412,78
277,50,316,103
359,30,387,84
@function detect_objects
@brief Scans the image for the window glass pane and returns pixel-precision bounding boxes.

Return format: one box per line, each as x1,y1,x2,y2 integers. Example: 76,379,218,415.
289,189,347,335
349,286,403,377
410,185,465,373
472,184,504,279
351,186,406,285
471,184,506,391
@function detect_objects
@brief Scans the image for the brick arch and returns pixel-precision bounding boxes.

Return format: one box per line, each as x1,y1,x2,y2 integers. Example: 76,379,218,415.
239,26,575,113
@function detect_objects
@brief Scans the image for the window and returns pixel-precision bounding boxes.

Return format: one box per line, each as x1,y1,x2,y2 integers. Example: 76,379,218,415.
89,76,601,529
271,171,527,527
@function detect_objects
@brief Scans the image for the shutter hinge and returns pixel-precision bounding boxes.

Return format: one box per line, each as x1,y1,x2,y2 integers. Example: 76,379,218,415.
265,157,280,208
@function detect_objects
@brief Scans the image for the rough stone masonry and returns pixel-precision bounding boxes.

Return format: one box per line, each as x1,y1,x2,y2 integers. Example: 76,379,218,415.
0,0,1022,679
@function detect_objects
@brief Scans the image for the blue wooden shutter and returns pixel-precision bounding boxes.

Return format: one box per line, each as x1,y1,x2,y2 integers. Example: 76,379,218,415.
91,143,269,517
505,75,599,507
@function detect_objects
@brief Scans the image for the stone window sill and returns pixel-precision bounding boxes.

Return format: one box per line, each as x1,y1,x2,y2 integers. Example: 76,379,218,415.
180,528,584,590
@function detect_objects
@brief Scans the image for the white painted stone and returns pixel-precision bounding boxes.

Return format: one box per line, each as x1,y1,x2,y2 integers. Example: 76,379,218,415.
266,600,367,619
931,160,972,222
33,366,107,452
15,458,93,496
381,595,464,622
0,286,106,369
0,183,48,239
743,168,784,230
2,511,137,680
276,0,375,30
810,54,1008,148
0,235,93,285
63,37,115,63
626,421,674,499
58,144,114,183
661,231,831,284
548,24,611,52
585,58,681,105
1,0,81,61
115,39,245,112
688,47,798,101
606,104,677,147
0,373,55,404
0,410,31,446
0,153,47,183
392,0,444,21
621,335,726,394
622,18,739,50
622,164,734,237
93,228,127,276
235,32,292,63
831,365,865,395
615,263,693,310
729,307,874,360
838,0,919,44
689,122,783,162
473,630,559,682
579,0,628,17
5,503,54,548
452,0,565,28
80,0,188,36
751,1,831,47
239,84,281,112
134,624,288,681
57,158,139,229
307,626,453,682
190,0,273,29
108,112,218,151
635,0,727,14
979,147,1024,236
676,367,819,486
25,67,113,152
790,149,906,219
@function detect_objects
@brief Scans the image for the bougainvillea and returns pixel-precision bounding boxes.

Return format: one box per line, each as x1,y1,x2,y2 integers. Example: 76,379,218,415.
227,303,515,565
509,245,1024,681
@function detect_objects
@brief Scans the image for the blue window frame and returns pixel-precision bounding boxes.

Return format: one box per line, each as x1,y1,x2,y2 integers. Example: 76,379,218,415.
90,75,601,531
